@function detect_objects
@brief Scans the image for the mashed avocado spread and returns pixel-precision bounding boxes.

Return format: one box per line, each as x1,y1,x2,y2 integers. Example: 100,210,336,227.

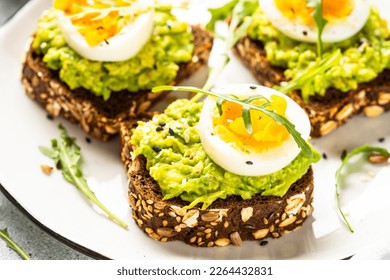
131,99,321,209
32,5,194,100
247,7,390,98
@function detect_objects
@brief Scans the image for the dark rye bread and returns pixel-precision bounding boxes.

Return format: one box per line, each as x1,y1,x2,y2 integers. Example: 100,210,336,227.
21,26,213,141
120,119,314,247
234,36,390,137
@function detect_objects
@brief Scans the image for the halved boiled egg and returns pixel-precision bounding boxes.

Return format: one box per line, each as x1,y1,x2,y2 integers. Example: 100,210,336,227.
55,0,154,61
260,0,370,43
199,84,311,176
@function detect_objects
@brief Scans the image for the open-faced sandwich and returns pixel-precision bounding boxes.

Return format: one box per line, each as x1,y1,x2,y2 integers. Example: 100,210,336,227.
233,0,390,137
22,0,213,141
120,83,321,247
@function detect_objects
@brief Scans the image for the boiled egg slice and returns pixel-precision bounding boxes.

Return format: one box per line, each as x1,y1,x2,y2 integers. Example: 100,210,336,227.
260,0,370,43
199,84,311,176
55,0,154,61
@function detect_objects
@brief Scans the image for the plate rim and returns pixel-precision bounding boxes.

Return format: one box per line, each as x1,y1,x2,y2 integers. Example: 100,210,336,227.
0,183,109,260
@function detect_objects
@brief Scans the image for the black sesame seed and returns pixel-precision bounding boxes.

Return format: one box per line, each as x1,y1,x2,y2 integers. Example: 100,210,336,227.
322,153,327,159
260,240,268,246
169,128,174,136
156,126,163,132
249,85,257,89
153,146,162,153
167,23,172,29
246,161,253,165
46,114,54,121
159,122,166,127
378,137,385,143
85,137,91,143
302,30,308,36
340,149,347,160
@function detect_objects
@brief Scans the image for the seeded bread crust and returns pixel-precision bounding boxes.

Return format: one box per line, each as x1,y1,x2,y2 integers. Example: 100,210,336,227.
21,26,213,141
119,119,315,247
233,36,390,137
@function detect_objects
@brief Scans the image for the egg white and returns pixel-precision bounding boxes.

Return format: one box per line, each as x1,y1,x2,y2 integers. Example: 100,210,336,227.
199,84,311,177
260,0,370,43
57,0,154,62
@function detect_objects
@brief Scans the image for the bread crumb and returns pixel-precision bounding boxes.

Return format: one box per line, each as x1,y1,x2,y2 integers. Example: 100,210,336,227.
40,164,53,175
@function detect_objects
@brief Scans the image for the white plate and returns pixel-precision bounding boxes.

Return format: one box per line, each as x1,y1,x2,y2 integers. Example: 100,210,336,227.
0,0,390,260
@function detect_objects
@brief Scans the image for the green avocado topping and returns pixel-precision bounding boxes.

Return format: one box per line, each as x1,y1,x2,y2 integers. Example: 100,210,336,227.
31,5,194,100
131,99,321,210
247,7,390,99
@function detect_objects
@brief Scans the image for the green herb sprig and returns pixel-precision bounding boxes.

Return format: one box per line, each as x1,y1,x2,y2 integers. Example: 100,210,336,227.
195,0,258,94
217,94,270,134
306,0,328,58
39,124,128,230
335,145,390,232
0,229,31,260
153,85,313,159
277,49,342,101
206,0,239,31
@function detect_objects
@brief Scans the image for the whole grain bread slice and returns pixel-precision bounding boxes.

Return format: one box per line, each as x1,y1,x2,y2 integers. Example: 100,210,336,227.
119,119,315,247
234,36,390,137
21,26,213,141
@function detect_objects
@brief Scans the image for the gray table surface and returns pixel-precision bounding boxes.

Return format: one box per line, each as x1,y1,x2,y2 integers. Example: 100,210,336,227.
0,0,91,260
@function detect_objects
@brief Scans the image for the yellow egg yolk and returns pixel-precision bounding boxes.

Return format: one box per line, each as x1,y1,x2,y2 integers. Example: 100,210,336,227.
212,95,290,153
54,0,145,46
274,0,354,25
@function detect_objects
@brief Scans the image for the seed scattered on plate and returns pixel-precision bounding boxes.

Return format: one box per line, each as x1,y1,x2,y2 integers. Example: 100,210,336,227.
368,153,389,164
40,164,53,175
259,240,268,246
340,149,347,160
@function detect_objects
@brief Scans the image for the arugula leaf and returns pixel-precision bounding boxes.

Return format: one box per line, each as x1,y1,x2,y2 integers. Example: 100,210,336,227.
206,0,238,31
39,124,128,230
230,0,258,27
153,85,313,159
277,49,342,101
195,0,258,95
0,228,31,260
306,0,328,58
216,94,270,135
216,97,224,115
242,94,269,103
335,145,390,232
242,105,252,134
